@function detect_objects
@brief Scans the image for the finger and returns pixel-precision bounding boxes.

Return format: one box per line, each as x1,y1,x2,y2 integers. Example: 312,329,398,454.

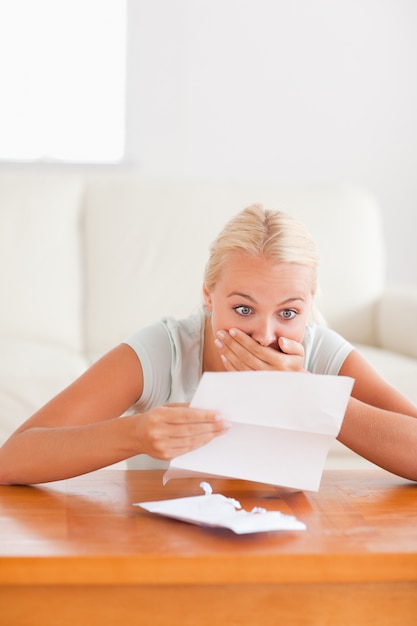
278,336,305,356
228,329,305,362
168,418,230,439
157,407,231,438
219,340,258,370
170,425,229,450
216,329,258,366
160,415,231,457
162,405,224,424
165,432,223,458
218,329,278,369
165,402,190,408
216,329,305,372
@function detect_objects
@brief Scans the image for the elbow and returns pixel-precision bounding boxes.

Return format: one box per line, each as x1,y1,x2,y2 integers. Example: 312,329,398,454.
0,462,18,486
0,450,26,486
397,462,417,483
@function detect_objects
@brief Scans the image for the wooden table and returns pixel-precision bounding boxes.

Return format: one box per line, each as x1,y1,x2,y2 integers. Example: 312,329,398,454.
1,470,416,625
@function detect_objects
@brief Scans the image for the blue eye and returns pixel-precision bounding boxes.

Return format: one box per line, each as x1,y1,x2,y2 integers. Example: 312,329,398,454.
280,309,297,320
234,305,253,316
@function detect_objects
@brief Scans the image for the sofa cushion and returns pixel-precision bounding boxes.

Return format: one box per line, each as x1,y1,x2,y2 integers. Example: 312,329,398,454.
355,343,417,406
0,338,88,445
0,174,84,352
376,285,417,359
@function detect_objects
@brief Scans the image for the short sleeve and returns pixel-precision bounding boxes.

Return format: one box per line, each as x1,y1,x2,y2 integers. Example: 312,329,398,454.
303,325,354,375
123,322,173,411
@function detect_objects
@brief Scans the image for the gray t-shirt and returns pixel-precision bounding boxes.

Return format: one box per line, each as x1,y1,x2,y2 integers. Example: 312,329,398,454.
124,307,353,413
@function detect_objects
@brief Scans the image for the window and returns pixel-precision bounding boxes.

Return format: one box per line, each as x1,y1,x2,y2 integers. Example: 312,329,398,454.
0,0,126,163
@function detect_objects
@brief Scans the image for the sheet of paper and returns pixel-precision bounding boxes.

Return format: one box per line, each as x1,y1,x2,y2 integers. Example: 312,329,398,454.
135,481,306,534
164,371,354,491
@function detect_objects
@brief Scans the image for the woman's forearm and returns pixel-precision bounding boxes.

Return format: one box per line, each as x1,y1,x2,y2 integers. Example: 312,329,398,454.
338,397,417,481
0,404,228,486
0,417,137,485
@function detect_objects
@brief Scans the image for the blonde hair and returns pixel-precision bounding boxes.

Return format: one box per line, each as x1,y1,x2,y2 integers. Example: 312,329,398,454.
204,204,325,323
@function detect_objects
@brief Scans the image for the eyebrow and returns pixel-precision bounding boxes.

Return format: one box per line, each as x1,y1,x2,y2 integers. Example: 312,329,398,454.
227,291,306,305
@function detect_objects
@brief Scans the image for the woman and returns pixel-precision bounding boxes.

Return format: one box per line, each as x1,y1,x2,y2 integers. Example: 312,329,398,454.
0,205,416,485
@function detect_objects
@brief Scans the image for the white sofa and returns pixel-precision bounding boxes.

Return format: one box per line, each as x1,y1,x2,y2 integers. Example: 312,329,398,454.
1,169,417,470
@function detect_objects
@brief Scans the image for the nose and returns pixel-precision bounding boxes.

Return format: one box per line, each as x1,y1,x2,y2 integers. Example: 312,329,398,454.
250,318,277,347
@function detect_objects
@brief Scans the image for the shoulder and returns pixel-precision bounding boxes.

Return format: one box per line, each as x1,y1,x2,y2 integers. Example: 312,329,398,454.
123,320,172,376
303,324,354,375
162,307,207,345
123,309,204,361
125,308,207,409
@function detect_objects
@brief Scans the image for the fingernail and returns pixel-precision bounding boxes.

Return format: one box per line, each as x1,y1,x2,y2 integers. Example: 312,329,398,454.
220,354,227,364
217,331,226,340
229,328,237,337
214,338,223,348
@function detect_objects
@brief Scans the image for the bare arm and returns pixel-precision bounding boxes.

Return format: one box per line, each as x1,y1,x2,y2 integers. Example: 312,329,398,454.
214,330,417,480
0,344,228,485
337,349,417,480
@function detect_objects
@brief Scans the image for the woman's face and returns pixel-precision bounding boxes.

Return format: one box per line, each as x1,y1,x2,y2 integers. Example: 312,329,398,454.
203,253,314,350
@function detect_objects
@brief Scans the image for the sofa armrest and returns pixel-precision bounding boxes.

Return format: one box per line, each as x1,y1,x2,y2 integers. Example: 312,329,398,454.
375,285,417,359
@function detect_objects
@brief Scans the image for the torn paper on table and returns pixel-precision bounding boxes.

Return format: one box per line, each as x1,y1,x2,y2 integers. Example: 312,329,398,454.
164,371,354,492
135,481,306,534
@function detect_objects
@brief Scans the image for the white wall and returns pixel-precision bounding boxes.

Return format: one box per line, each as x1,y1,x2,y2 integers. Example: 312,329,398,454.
126,0,417,287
